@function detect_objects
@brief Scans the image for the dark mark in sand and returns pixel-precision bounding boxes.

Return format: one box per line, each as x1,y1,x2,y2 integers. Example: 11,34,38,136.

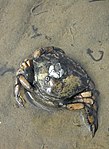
86,48,104,62
0,64,15,76
30,1,47,16
45,35,52,41
31,25,42,38
89,0,105,2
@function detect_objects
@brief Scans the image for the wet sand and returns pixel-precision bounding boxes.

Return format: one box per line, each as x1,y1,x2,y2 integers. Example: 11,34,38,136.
0,0,109,149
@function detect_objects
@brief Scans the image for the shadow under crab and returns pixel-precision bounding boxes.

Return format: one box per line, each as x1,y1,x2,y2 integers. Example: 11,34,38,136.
14,46,99,137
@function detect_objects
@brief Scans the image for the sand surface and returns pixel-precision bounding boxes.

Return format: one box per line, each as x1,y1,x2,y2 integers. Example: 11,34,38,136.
0,0,109,149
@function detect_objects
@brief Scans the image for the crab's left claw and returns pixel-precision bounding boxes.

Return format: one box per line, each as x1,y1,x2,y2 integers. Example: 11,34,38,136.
84,100,98,137
14,60,34,107
14,78,26,107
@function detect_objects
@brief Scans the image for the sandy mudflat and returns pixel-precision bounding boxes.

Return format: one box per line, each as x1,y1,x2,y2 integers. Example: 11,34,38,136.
0,0,109,149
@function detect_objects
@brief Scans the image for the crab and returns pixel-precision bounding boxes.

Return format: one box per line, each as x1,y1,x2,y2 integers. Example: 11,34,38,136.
14,46,99,137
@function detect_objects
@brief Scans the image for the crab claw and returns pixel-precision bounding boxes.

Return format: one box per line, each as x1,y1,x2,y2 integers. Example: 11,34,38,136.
16,95,25,107
14,84,26,107
14,77,27,107
85,101,98,137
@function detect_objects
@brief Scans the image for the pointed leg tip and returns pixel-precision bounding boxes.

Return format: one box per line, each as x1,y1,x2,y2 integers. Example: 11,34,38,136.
84,105,98,138
16,95,26,107
90,123,98,138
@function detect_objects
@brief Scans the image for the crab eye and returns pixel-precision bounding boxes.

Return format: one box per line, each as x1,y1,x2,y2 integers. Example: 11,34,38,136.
45,76,50,83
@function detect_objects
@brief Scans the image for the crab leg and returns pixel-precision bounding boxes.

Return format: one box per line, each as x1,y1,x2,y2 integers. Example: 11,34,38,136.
15,77,26,106
33,47,54,58
66,90,98,137
81,90,98,137
14,59,33,106
33,46,65,59
84,101,98,137
66,102,85,110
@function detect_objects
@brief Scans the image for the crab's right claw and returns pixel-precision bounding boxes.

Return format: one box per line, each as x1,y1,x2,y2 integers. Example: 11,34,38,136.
85,101,98,137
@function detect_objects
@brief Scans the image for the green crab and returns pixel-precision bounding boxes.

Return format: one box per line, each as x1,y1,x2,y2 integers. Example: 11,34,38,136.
14,47,99,137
